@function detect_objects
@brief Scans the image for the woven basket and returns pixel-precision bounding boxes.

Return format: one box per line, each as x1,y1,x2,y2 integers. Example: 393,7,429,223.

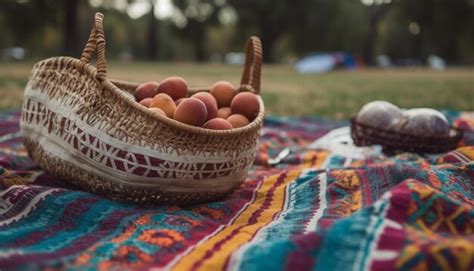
20,13,264,205
351,118,463,153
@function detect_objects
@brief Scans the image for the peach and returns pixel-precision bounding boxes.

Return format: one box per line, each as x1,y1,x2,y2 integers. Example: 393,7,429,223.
148,107,166,117
230,92,260,121
217,107,232,119
191,92,218,120
210,81,237,108
174,98,208,126
157,76,188,100
203,118,233,130
175,98,185,106
135,81,159,101
150,93,176,118
139,97,153,107
227,114,250,128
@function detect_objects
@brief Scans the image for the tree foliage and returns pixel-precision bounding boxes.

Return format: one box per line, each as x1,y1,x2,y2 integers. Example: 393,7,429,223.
0,0,473,64
0,0,59,49
171,0,223,62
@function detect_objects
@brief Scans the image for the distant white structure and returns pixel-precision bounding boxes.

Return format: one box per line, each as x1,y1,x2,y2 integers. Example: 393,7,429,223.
427,55,446,70
376,55,391,68
295,54,336,73
225,52,245,65
3,47,26,61
295,53,357,74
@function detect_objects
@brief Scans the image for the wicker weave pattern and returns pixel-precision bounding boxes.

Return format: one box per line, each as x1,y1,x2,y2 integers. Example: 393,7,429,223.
20,13,264,205
351,118,463,153
21,97,256,180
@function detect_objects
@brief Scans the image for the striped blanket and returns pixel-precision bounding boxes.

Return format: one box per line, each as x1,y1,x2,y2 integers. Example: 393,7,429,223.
1,110,473,270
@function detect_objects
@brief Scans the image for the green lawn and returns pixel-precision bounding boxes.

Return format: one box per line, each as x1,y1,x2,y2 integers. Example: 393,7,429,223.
1,61,473,118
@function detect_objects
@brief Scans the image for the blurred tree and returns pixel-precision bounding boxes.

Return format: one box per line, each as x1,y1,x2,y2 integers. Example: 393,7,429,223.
1,0,473,64
378,0,474,63
0,0,59,50
291,1,368,58
63,0,80,56
362,1,393,65
97,0,161,60
0,0,88,57
227,0,369,62
171,0,223,62
397,0,474,62
146,0,159,59
226,0,291,62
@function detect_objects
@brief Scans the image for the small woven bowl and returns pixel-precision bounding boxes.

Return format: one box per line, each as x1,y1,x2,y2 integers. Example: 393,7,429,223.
350,117,463,153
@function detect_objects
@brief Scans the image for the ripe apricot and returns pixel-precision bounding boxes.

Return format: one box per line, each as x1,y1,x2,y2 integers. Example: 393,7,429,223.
157,76,188,100
175,98,185,106
150,93,176,118
230,92,260,121
227,114,250,128
148,107,166,117
139,97,153,107
174,98,208,126
203,118,233,130
217,107,232,119
192,92,218,120
135,81,159,101
210,81,237,108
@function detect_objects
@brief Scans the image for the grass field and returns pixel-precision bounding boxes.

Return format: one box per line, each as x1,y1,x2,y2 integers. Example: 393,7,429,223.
0,61,472,118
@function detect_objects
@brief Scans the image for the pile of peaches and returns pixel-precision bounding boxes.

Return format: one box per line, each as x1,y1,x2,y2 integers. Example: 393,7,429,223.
134,76,260,130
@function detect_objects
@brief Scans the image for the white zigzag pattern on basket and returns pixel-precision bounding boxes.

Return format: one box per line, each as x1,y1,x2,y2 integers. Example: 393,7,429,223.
24,86,257,161
22,95,256,180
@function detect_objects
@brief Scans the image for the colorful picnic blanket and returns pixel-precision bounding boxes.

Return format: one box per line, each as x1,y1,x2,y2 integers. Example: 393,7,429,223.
1,109,473,271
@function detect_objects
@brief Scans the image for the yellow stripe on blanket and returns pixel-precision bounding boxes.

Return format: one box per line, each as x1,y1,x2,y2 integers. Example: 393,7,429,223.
300,150,329,169
456,146,474,160
171,169,302,271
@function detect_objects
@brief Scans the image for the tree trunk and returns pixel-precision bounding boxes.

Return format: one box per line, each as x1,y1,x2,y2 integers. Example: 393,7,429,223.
261,23,278,63
413,30,423,61
194,27,206,62
63,0,79,56
147,0,158,60
362,4,390,65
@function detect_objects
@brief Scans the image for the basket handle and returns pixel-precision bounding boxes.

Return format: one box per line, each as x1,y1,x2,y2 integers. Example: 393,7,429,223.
80,13,107,81
240,36,262,94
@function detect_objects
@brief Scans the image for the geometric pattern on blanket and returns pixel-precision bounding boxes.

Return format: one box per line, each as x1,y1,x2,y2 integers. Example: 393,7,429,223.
1,110,473,270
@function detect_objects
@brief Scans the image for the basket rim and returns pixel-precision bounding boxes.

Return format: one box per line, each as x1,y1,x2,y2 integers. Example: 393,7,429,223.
350,116,463,141
31,56,265,137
